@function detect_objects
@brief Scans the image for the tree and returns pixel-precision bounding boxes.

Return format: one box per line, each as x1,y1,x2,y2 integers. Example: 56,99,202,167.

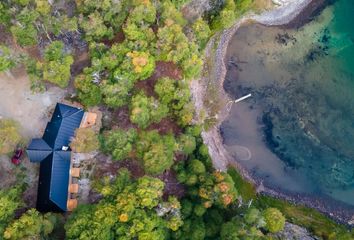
125,51,155,80
154,78,194,126
130,92,168,129
0,46,15,72
160,0,187,26
157,23,202,79
188,159,206,175
10,8,39,47
42,41,74,88
66,170,181,239
263,208,285,233
177,134,196,154
70,128,99,153
220,221,240,240
157,23,189,64
192,18,211,48
76,0,130,41
100,128,137,161
136,131,176,175
74,71,102,107
78,11,113,42
127,1,156,25
3,209,57,240
0,187,23,237
0,119,22,155
211,0,236,30
136,176,164,209
101,79,133,108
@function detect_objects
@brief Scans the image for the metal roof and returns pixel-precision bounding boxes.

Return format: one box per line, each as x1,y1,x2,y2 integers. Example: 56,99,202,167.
26,149,52,163
27,103,84,212
42,103,84,150
50,151,71,211
28,138,52,151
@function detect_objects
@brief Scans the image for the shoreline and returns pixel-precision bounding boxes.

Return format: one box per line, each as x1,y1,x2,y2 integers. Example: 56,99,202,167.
191,0,354,225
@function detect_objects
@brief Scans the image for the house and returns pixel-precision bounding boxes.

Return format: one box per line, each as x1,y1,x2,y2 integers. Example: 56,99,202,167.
26,103,91,212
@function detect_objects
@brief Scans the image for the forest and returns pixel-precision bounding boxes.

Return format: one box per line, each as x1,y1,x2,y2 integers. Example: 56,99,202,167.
0,0,352,239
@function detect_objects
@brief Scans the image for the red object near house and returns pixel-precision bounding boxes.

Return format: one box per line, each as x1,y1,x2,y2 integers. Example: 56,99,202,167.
11,149,23,165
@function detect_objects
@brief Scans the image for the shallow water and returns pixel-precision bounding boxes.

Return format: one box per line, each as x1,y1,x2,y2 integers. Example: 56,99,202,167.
222,0,354,206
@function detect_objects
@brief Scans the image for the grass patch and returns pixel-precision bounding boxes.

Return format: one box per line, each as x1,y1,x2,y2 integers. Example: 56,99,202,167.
228,167,256,201
254,196,354,240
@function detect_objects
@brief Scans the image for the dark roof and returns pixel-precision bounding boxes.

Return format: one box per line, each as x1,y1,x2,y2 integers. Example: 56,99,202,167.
50,151,71,211
27,139,52,162
27,103,84,212
43,104,84,150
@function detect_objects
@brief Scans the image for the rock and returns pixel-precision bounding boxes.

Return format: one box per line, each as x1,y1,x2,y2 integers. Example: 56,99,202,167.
272,223,316,240
272,0,297,6
182,0,212,21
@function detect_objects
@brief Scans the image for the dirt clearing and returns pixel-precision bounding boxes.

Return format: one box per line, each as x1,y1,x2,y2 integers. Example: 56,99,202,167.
0,68,65,138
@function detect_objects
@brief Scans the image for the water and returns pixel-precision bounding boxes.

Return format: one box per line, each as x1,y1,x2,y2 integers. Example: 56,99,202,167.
221,0,354,207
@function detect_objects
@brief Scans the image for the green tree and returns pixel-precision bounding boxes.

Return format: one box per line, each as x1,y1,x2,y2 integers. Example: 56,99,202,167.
101,79,133,108
211,0,236,30
188,159,206,175
79,11,113,42
125,51,156,81
0,187,23,237
10,8,39,47
70,128,99,153
130,92,168,129
100,128,137,161
76,0,130,41
66,170,180,239
74,70,102,107
177,134,196,154
154,78,194,126
136,131,176,175
157,23,202,79
263,208,286,233
127,1,156,25
0,119,22,155
192,17,211,48
0,46,16,72
42,41,74,88
160,0,187,26
25,58,45,93
220,221,240,240
3,209,57,240
136,176,164,209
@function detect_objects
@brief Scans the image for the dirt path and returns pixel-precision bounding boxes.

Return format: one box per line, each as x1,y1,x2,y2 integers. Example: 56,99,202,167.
0,67,65,139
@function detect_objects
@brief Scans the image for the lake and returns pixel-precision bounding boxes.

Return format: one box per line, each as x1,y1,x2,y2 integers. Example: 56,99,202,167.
221,0,354,209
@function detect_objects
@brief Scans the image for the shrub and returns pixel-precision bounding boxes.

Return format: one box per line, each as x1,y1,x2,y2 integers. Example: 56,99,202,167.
0,119,21,155
263,208,286,233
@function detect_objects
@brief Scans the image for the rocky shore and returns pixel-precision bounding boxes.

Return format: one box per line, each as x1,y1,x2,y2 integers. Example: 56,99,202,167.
191,0,354,225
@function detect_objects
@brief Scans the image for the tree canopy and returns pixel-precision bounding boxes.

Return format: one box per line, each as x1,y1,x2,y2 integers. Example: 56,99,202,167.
136,131,176,175
65,169,183,240
100,128,137,161
42,41,74,88
130,92,168,129
3,209,57,240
